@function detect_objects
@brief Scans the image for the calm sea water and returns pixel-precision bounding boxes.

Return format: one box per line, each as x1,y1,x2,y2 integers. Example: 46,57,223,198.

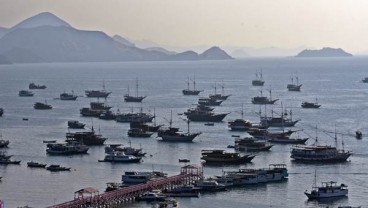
0,58,368,208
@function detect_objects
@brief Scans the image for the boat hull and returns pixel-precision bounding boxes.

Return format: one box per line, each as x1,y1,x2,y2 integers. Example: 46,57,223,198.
187,113,228,122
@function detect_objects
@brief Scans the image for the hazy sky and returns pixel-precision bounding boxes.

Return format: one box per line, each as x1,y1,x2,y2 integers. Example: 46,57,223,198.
1,0,368,52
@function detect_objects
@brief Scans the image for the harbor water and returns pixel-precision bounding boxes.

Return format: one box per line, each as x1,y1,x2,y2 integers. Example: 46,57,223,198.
0,57,368,207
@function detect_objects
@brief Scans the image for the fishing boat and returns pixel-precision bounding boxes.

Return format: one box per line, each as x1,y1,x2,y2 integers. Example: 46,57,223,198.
18,90,34,97
46,141,89,155
305,177,348,200
124,78,146,102
46,164,71,171
195,179,226,192
182,76,202,95
34,101,52,110
68,120,85,129
85,82,111,98
163,186,200,197
301,99,321,109
29,83,46,89
235,137,273,151
287,76,302,91
252,70,265,86
66,128,107,146
27,161,47,168
127,128,153,138
201,149,255,164
60,91,78,100
252,89,278,105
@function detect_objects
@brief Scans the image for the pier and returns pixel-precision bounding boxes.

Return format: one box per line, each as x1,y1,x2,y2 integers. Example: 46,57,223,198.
49,165,203,208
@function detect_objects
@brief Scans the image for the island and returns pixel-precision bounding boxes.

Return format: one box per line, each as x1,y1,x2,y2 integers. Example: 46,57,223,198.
296,47,352,58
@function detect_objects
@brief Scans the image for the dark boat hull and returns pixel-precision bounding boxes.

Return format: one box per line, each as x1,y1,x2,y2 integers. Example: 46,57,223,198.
268,138,308,144
202,155,255,164
124,96,146,102
187,113,228,122
183,90,201,95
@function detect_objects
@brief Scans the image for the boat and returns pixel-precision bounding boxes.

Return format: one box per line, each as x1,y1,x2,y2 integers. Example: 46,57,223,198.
121,171,167,184
216,164,288,186
66,129,107,145
43,140,56,143
252,89,278,105
201,149,255,164
29,83,46,89
85,82,111,98
18,90,34,97
68,120,85,129
27,161,47,168
46,141,89,155
356,130,362,139
0,158,21,165
80,102,112,117
182,76,202,95
105,182,126,192
301,99,321,109
362,77,368,83
209,82,231,101
305,178,348,200
130,121,163,132
99,151,142,163
34,101,52,110
268,135,308,144
228,119,253,131
204,122,214,126
115,108,154,123
195,179,226,192
185,107,229,122
291,145,351,163
0,108,3,117
137,192,167,202
158,113,201,142
60,91,78,100
46,164,71,171
105,143,146,157
163,186,200,197
259,108,299,127
287,76,302,91
127,128,153,138
235,137,273,151
124,78,146,102
99,110,116,120
252,70,265,86
179,159,190,163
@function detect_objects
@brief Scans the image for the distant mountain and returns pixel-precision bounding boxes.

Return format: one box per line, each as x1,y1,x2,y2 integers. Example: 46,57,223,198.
200,46,232,60
227,46,306,58
112,35,135,47
0,54,12,64
145,47,177,55
169,51,199,61
296,47,353,57
13,12,71,29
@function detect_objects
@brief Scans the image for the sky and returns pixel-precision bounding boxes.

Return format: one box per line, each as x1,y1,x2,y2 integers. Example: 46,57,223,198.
0,0,368,52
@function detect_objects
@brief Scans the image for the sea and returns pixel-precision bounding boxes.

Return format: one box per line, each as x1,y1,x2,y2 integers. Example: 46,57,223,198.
0,57,368,208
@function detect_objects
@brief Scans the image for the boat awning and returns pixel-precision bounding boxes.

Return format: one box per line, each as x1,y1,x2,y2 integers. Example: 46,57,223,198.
75,187,98,194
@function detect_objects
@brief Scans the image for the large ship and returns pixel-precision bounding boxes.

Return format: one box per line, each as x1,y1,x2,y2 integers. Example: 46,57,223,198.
291,145,351,162
85,82,111,98
259,108,299,127
201,149,255,164
46,141,89,155
124,78,146,102
251,89,278,105
66,128,107,146
182,76,202,95
185,105,229,122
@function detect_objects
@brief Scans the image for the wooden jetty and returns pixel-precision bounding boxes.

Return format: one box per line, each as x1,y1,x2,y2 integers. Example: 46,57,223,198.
48,165,203,208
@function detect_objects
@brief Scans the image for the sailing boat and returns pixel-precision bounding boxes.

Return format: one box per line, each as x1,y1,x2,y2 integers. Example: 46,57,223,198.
252,70,265,86
209,81,231,101
251,88,278,104
182,76,202,95
85,81,111,98
287,75,302,91
228,104,254,131
124,78,147,102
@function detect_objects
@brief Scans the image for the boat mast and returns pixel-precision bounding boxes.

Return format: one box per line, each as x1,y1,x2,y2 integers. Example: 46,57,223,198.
153,108,156,126
241,103,244,120
269,88,272,100
314,169,317,188
214,82,217,94
334,125,338,148
102,80,106,91
186,77,190,90
127,85,130,96
135,78,139,97
193,75,196,91
221,80,225,95
260,69,263,81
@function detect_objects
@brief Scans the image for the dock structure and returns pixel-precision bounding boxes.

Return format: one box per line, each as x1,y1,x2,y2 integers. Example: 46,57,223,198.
48,165,203,208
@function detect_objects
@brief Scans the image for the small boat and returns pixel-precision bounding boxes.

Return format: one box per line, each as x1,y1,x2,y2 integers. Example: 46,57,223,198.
19,90,34,97
22,118,28,121
356,130,362,139
68,120,85,129
251,89,278,105
27,161,47,168
235,137,273,151
99,152,142,163
127,128,153,138
0,139,9,148
163,186,200,197
136,192,167,202
201,149,255,164
0,158,21,165
182,76,202,95
46,141,89,155
46,164,71,172
198,97,223,106
305,180,348,200
301,99,321,109
34,101,52,110
362,77,368,83
204,122,214,126
85,81,111,98
121,171,167,184
60,92,78,100
0,108,3,117
29,83,46,89
179,159,190,163
195,180,226,192
43,140,56,143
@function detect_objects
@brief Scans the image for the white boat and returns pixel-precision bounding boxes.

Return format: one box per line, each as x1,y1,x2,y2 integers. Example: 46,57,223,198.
195,180,226,191
100,152,141,163
137,192,167,202
305,181,348,199
121,171,166,184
